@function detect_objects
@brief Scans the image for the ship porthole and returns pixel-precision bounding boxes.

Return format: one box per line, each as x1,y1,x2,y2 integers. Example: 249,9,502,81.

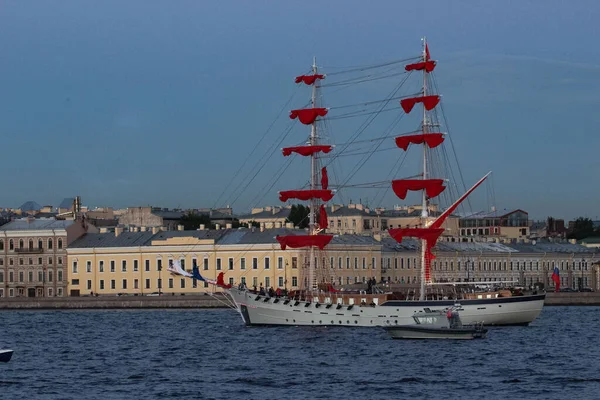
395,320,398,325
354,321,358,324
339,320,342,324
347,320,350,324
311,320,314,324
293,320,296,323
286,319,288,322
319,320,322,324
331,320,334,324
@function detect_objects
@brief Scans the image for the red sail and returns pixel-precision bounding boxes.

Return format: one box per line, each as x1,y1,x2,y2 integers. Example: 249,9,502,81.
395,133,444,151
388,227,445,282
321,167,329,190
216,272,232,289
282,145,333,157
400,95,440,114
290,108,328,125
279,189,334,202
295,74,325,85
319,204,328,229
276,235,333,250
405,61,436,72
391,179,446,200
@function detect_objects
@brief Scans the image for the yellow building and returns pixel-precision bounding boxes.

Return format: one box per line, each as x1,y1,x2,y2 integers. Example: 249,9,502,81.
66,227,383,296
66,226,600,296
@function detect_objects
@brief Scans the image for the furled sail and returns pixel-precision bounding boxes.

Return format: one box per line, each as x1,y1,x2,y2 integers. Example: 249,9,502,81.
282,145,333,157
395,133,444,151
289,108,328,125
405,60,436,72
388,227,445,283
295,74,325,85
279,189,334,202
391,179,446,200
321,167,329,190
319,204,328,229
276,234,333,250
400,95,440,114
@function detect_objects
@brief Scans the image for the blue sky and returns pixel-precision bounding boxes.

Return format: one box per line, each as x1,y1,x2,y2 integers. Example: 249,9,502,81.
0,0,598,221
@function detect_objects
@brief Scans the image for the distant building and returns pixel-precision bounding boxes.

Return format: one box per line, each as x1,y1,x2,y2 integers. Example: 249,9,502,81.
238,206,291,228
0,217,95,298
459,209,529,240
118,207,183,230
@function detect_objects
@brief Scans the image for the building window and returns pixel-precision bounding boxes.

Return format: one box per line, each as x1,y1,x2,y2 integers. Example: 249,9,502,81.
203,258,209,271
86,261,91,273
265,277,270,288
134,279,139,290
264,257,270,270
99,261,104,273
216,258,222,271
48,271,53,282
19,258,23,265
48,257,52,265
47,288,52,297
0,272,3,283
57,288,63,297
87,280,92,290
278,277,284,287
145,260,150,272
38,257,42,265
180,278,185,289
58,270,63,281
72,279,79,285
57,239,63,249
168,278,174,289
58,257,62,265
228,258,234,270
111,280,116,289
338,257,342,269
9,271,13,282
157,259,163,271
0,240,3,250
292,277,298,287
19,239,23,249
38,239,43,249
9,239,14,250
72,261,78,274
278,257,284,270
180,259,185,270
354,257,358,269
372,257,376,270
28,239,33,250
292,257,298,269
47,239,52,249
100,280,105,290
240,258,246,270
134,260,139,272
111,261,115,272
28,271,33,282
145,279,150,289
252,258,258,270
122,260,127,272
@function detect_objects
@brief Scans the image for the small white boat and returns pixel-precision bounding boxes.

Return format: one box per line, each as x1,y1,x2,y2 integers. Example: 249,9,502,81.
0,349,13,362
384,308,487,340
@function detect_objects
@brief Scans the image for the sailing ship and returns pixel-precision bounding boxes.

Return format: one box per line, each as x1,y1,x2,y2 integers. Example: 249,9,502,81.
187,40,545,327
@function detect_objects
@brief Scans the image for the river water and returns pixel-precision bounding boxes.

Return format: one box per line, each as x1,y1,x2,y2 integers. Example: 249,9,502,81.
0,306,598,399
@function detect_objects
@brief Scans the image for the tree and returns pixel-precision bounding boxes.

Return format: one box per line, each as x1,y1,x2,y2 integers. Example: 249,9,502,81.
286,204,310,229
567,217,595,240
179,211,214,230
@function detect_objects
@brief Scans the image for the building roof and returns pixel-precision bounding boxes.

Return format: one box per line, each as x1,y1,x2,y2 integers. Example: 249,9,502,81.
19,201,42,212
238,208,291,220
151,210,184,220
329,206,374,217
58,198,75,209
69,231,156,248
0,218,74,231
459,209,527,219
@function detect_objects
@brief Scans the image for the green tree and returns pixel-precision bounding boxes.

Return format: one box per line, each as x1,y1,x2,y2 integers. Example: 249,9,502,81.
179,211,214,230
286,204,310,229
567,217,595,240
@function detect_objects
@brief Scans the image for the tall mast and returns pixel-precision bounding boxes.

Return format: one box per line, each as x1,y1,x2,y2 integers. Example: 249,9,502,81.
309,56,317,292
419,38,429,301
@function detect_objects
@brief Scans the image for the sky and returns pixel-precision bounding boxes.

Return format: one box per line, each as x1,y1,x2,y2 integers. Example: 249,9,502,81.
0,0,598,221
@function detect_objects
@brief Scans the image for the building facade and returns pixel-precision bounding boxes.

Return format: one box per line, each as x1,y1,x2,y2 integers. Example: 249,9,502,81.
0,218,91,298
66,227,600,297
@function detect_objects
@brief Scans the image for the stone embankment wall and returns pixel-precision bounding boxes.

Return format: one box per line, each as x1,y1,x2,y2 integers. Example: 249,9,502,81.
0,295,226,310
544,292,600,306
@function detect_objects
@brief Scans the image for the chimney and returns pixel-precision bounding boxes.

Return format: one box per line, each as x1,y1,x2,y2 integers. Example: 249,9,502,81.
131,227,138,233
115,227,123,237
226,223,232,229
177,224,184,231
199,224,205,230
151,226,161,234
140,226,147,232
99,227,108,233
215,224,221,230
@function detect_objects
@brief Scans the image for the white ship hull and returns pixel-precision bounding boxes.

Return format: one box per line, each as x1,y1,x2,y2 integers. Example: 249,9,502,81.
227,288,545,327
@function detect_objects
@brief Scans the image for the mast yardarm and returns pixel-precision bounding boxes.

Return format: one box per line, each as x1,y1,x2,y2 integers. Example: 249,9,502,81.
395,133,444,151
289,108,328,125
282,145,333,157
